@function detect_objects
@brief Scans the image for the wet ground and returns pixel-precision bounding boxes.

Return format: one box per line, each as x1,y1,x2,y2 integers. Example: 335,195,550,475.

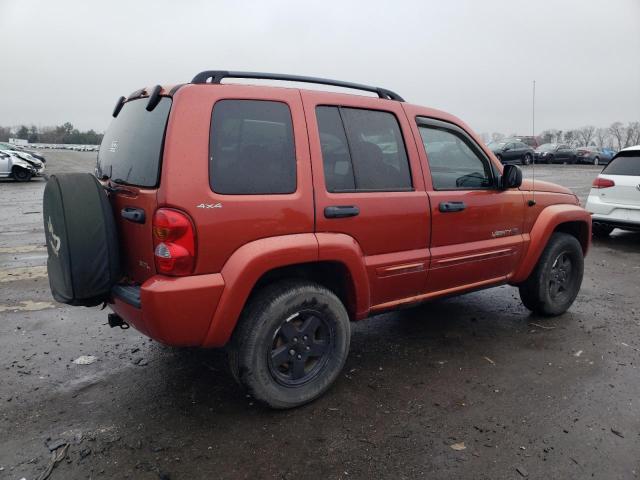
1,152,639,479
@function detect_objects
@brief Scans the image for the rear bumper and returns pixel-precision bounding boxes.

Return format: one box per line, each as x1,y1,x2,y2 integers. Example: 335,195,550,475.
587,195,640,227
110,273,225,346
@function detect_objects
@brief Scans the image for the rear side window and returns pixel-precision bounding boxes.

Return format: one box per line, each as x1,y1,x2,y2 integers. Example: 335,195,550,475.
316,106,412,192
97,97,171,187
602,155,640,176
209,100,296,195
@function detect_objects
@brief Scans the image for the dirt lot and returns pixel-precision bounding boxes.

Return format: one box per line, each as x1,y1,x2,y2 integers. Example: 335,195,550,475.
1,151,639,480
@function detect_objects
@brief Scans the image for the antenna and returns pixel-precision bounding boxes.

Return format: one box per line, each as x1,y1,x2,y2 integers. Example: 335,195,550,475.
530,80,537,206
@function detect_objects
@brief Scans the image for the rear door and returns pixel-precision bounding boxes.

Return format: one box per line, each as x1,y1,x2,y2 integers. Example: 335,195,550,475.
409,116,526,292
302,91,430,307
557,145,571,162
504,142,517,162
97,96,171,283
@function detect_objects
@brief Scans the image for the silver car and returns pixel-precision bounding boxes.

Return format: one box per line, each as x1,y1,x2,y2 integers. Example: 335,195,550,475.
0,150,46,182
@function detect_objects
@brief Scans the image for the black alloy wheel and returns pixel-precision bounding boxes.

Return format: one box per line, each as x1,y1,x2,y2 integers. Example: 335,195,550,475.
269,309,334,386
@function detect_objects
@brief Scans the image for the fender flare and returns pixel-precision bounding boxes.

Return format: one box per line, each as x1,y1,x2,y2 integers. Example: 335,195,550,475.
510,204,591,284
315,232,370,319
201,232,371,347
202,233,318,347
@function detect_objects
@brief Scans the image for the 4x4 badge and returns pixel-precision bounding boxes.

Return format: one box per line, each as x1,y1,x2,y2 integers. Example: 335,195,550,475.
196,203,222,209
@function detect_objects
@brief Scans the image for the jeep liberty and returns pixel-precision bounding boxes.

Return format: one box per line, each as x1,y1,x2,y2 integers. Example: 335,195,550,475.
43,71,591,408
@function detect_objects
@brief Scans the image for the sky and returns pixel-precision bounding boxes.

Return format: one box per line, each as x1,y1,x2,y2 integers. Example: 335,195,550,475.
0,0,638,136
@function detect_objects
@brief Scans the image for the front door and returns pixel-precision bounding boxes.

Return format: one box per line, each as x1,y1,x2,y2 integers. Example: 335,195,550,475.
412,117,526,292
302,92,430,307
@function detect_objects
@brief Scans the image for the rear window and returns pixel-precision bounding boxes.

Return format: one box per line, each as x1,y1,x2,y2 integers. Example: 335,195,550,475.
97,97,171,187
209,100,296,195
602,155,640,176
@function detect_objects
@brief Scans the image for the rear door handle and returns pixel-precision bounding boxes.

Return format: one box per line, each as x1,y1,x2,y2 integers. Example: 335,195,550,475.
324,205,360,218
439,201,466,213
121,207,146,224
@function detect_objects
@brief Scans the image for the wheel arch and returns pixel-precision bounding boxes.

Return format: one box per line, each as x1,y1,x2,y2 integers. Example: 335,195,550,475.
202,233,369,347
510,204,591,284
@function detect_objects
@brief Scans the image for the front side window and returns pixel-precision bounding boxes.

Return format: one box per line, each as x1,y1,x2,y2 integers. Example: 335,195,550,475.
209,100,296,194
418,123,494,190
316,106,412,192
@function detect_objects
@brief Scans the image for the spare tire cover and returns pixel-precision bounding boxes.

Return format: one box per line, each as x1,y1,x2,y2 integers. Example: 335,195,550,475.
43,173,121,306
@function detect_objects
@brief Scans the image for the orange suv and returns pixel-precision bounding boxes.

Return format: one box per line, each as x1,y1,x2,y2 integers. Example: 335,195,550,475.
43,71,591,408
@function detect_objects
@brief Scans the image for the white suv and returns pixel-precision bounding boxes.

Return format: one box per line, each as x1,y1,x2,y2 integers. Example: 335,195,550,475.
586,145,640,237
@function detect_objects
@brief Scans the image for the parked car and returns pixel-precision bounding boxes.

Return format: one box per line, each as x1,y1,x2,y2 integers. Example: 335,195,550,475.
487,140,534,165
0,150,45,181
0,142,47,163
43,71,591,408
504,136,542,149
576,146,612,165
534,143,577,164
586,145,640,236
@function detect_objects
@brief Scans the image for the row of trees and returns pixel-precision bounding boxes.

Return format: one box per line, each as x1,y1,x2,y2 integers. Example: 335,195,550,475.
0,123,103,145
485,120,640,151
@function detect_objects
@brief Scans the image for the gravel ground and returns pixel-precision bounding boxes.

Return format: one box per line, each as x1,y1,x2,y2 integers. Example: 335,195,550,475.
0,151,639,480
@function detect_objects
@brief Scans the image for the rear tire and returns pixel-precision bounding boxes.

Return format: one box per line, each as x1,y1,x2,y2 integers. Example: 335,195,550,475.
522,153,532,166
592,223,613,238
519,233,584,316
593,156,599,166
229,280,350,409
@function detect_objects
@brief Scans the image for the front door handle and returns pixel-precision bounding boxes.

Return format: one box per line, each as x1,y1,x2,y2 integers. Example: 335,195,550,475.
324,205,360,218
439,201,466,213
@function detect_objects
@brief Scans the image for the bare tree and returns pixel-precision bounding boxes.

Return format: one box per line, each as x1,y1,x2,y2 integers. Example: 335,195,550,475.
594,128,609,148
563,130,580,147
609,122,625,150
491,132,505,142
577,126,596,146
624,121,640,147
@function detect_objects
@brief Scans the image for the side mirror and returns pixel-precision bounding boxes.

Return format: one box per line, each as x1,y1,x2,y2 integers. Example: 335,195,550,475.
501,164,522,189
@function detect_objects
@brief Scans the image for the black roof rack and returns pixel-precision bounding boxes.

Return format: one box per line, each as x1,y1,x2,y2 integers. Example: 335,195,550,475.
191,70,404,102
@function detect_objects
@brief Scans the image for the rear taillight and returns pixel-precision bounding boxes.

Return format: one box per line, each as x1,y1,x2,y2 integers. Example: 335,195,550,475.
152,208,196,276
592,177,615,189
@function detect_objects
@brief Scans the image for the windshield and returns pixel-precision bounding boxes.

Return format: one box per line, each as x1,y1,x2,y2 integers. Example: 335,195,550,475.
536,143,557,152
96,97,171,187
488,141,508,149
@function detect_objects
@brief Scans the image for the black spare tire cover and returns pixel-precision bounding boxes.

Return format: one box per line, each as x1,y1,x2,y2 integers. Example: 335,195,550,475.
43,173,121,306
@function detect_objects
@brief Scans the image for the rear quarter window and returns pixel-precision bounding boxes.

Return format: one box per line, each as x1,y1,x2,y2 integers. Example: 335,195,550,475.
602,155,640,176
209,100,296,195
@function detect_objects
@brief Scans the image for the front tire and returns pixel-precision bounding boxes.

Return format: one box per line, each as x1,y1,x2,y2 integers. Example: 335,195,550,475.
229,280,350,409
519,233,584,316
12,167,32,182
522,153,532,166
593,156,599,166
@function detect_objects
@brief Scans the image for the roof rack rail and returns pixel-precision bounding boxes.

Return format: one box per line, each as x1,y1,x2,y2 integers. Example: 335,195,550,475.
191,70,404,102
